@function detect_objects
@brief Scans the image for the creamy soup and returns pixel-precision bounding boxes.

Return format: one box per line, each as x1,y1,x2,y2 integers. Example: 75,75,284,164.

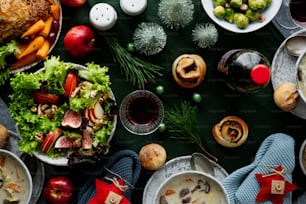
0,152,31,204
298,54,306,98
302,146,306,171
156,173,228,204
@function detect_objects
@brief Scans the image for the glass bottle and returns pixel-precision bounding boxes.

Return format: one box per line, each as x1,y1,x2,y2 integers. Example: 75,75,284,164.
217,49,271,93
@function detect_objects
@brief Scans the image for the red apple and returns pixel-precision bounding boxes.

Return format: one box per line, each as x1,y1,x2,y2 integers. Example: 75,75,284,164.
60,0,87,8
44,176,73,204
63,25,96,58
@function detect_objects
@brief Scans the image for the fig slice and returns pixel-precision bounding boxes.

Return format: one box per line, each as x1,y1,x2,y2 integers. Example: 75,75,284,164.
82,127,93,149
62,110,82,128
54,136,74,149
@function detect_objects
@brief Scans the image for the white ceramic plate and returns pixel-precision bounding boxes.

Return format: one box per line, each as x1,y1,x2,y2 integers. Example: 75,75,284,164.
9,0,62,73
24,64,117,166
142,155,228,204
201,0,282,33
271,29,306,119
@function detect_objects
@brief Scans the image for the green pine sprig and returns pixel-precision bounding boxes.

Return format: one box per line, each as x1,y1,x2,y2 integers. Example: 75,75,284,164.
165,101,218,162
104,36,164,89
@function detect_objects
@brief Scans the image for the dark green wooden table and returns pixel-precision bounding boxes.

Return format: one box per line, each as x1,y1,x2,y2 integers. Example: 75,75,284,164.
1,0,306,203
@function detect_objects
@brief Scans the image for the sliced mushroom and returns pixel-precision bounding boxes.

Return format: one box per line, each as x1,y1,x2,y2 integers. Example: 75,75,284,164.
159,195,168,204
0,171,3,189
191,179,211,193
180,188,190,198
181,196,191,203
3,199,20,204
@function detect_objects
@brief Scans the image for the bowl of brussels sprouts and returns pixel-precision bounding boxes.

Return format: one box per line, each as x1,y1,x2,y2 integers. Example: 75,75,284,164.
201,0,282,33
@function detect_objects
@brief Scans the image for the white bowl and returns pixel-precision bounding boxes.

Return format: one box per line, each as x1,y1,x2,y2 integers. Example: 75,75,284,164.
0,149,33,204
153,170,230,204
296,50,306,104
299,139,306,176
201,0,282,33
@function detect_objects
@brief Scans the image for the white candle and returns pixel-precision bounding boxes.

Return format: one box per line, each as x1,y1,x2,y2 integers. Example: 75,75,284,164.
120,0,147,16
89,3,117,31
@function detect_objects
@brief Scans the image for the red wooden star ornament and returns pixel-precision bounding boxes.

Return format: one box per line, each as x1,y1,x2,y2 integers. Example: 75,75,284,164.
88,178,131,204
255,165,297,204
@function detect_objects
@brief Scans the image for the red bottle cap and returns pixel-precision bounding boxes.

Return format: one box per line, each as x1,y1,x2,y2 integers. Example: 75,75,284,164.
250,64,271,85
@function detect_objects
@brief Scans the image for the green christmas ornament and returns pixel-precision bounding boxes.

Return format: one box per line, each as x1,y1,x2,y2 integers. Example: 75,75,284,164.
155,85,165,95
192,93,202,103
158,122,167,133
126,43,135,52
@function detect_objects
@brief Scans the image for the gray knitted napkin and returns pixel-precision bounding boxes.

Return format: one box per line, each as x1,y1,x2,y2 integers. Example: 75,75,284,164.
222,133,295,204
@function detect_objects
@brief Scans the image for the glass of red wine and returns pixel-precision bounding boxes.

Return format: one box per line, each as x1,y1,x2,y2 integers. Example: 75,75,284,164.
289,0,306,28
274,0,299,29
119,90,164,135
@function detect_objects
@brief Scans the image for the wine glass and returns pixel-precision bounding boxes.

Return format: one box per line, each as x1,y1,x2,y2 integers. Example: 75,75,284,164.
289,0,306,28
119,90,164,135
273,0,299,30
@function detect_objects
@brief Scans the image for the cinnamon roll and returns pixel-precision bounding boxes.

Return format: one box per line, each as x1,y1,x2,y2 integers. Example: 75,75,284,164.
212,116,248,148
172,54,206,88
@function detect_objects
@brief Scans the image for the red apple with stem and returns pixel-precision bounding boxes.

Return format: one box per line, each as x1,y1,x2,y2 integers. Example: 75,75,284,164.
60,0,87,8
43,176,73,204
64,25,96,58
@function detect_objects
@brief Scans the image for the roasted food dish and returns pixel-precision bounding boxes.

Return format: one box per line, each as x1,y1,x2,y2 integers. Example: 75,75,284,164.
0,0,52,43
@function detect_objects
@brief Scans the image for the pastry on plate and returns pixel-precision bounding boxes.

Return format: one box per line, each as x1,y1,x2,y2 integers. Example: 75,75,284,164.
212,116,248,148
172,54,206,88
273,82,299,112
139,143,167,170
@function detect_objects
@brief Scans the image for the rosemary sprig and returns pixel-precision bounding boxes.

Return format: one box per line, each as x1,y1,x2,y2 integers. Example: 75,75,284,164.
104,36,164,89
165,101,218,162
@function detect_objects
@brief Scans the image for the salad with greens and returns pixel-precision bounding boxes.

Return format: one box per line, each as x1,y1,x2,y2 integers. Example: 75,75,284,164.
9,56,117,166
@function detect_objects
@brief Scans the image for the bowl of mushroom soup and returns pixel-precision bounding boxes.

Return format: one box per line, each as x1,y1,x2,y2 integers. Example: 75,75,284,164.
0,149,33,204
153,170,229,204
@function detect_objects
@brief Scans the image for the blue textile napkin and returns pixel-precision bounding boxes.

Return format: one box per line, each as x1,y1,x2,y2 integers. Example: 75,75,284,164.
77,149,141,203
222,133,295,204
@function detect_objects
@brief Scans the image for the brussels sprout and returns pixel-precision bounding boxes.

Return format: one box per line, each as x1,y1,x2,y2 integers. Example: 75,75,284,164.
245,9,262,21
234,13,249,28
266,0,272,6
213,0,226,7
248,0,267,11
224,8,235,23
213,6,226,18
230,0,242,8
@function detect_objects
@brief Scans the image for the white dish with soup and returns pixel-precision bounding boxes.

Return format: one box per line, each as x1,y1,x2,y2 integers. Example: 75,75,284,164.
0,149,32,204
154,170,229,204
